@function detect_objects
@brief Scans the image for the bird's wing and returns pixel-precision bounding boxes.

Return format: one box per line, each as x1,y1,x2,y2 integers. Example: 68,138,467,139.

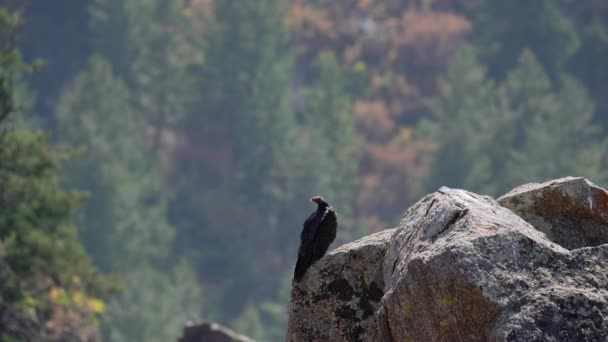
319,206,332,223
313,206,335,236
316,207,337,247
295,210,322,281
301,208,325,244
294,206,337,281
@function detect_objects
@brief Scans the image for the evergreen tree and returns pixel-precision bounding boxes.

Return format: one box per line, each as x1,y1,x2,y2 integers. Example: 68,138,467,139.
304,51,359,216
421,45,510,195
502,51,607,187
201,0,295,204
423,46,607,196
0,8,111,339
471,0,580,79
570,16,608,128
171,0,299,316
90,0,197,152
102,263,201,342
55,55,171,270
20,0,91,118
54,55,201,341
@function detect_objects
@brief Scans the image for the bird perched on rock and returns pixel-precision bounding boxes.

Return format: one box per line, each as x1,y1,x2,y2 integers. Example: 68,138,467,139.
293,196,337,282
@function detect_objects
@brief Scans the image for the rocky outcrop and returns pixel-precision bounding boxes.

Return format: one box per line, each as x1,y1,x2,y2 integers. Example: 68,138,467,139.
286,229,397,341
178,321,256,342
498,176,608,250
380,185,608,341
287,177,608,341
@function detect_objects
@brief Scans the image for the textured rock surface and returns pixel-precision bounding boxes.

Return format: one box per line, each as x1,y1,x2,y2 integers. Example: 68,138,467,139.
178,321,255,342
287,178,608,342
379,185,608,341
286,229,397,342
498,176,608,250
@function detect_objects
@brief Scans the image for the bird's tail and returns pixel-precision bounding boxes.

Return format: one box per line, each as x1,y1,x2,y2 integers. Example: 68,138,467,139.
293,254,308,282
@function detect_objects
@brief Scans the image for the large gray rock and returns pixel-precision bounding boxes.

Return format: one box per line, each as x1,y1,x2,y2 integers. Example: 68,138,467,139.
498,176,608,250
379,185,608,341
287,178,608,341
286,229,397,342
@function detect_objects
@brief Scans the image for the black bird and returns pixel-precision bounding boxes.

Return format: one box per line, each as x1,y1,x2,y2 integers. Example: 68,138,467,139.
294,196,337,282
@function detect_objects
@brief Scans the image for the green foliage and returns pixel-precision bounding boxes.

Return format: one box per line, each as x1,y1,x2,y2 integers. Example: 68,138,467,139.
102,263,201,342
90,0,198,151
200,0,295,202
303,51,359,215
423,46,606,196
0,7,111,339
54,54,201,341
472,0,580,79
55,55,173,271
502,51,607,186
255,271,293,341
0,132,110,296
231,304,265,341
570,16,608,127
421,45,509,195
172,0,298,312
0,9,34,127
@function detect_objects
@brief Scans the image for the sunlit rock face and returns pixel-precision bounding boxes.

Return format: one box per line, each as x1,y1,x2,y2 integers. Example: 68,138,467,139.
287,177,608,342
498,176,608,250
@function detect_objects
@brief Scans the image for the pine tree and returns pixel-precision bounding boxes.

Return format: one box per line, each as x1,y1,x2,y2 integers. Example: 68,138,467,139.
55,55,171,270
171,0,299,312
54,55,201,342
570,17,608,128
90,0,197,152
0,8,111,339
200,0,295,203
502,51,607,187
424,47,607,196
304,51,359,216
471,0,580,79
421,45,511,195
102,263,201,342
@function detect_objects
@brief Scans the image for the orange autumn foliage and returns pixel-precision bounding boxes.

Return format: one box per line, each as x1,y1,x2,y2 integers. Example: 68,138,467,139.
184,0,471,230
289,0,470,229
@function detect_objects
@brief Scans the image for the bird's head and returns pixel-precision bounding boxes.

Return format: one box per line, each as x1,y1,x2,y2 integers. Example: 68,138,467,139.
310,196,326,205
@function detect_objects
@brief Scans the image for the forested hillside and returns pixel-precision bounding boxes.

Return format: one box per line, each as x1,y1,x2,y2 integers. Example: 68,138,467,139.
4,0,607,340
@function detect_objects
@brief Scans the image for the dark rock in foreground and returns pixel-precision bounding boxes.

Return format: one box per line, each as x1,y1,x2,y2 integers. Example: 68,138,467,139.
287,177,608,341
178,321,255,342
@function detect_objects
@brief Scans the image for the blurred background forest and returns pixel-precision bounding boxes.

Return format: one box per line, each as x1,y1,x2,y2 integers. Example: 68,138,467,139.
1,0,607,340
